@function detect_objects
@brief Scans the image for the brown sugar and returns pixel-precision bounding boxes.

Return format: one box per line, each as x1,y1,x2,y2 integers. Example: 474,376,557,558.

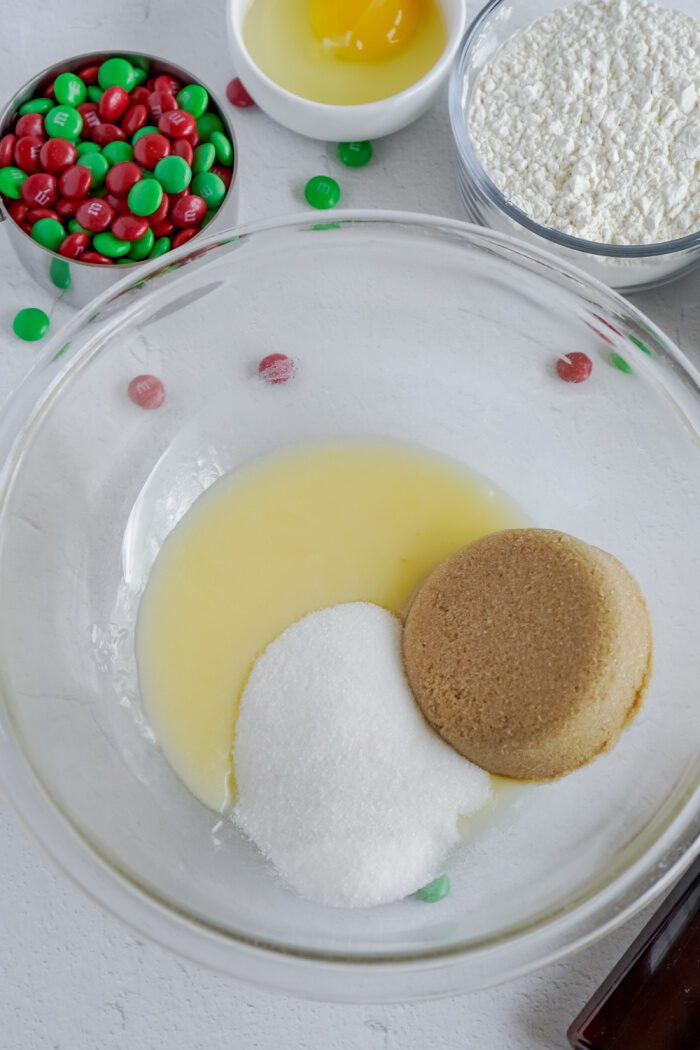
402,529,652,780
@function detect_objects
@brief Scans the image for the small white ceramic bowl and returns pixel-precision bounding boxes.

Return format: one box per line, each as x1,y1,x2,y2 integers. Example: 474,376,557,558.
227,0,466,140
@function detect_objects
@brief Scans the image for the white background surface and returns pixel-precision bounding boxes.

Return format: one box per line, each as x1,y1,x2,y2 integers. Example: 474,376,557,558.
1,2,699,1047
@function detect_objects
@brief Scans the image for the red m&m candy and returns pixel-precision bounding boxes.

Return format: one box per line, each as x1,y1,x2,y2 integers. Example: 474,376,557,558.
112,213,149,241
556,352,592,384
15,112,45,139
59,164,92,198
170,193,206,227
172,138,194,165
150,217,174,237
133,132,171,168
77,101,102,135
99,85,130,123
158,110,196,139
171,227,198,249
39,137,77,173
21,172,58,207
226,78,255,108
105,160,141,196
92,123,126,147
128,374,165,409
121,103,147,137
76,196,114,232
80,250,111,264
55,196,79,217
14,135,44,173
59,231,89,258
147,91,177,120
76,64,100,86
0,133,17,167
154,74,180,95
258,353,295,384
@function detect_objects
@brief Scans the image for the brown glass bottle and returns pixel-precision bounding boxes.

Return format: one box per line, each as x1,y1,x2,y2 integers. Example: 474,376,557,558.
568,856,700,1050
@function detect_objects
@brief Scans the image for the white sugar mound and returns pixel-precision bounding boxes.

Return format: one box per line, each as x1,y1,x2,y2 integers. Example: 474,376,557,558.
233,602,491,908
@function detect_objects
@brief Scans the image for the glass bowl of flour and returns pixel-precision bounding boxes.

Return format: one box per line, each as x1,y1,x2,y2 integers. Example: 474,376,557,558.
449,0,700,292
0,213,697,1001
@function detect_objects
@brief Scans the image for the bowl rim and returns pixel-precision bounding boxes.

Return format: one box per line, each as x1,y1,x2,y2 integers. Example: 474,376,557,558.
0,209,698,997
0,49,239,270
226,0,467,114
448,0,700,259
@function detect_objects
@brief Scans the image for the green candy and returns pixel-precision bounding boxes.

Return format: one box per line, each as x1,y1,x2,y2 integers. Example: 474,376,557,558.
13,307,50,341
191,171,225,209
68,219,88,235
149,235,171,259
102,140,133,166
50,257,72,290
128,178,163,216
154,155,192,193
45,105,83,141
76,140,101,156
177,84,209,118
0,166,27,199
19,97,53,116
128,226,155,260
80,150,109,188
132,124,159,143
31,217,65,251
415,875,450,903
53,72,87,107
131,67,147,86
98,57,135,92
337,140,373,167
209,130,233,166
610,352,633,374
87,86,104,104
192,143,215,174
196,112,224,142
304,175,341,210
93,231,131,258
129,55,151,73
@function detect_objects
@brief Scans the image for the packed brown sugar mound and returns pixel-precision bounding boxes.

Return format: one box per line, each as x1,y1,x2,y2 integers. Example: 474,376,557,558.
403,529,652,780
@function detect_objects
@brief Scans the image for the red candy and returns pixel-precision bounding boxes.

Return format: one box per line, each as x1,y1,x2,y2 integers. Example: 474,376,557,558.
154,74,180,96
76,197,114,232
147,192,169,224
0,133,16,167
172,138,194,165
55,196,79,217
39,137,77,174
105,160,141,196
59,164,92,198
77,102,102,135
21,172,57,207
59,231,89,258
44,80,55,99
170,193,206,227
134,132,171,168
211,162,232,189
258,353,295,384
7,201,28,223
121,103,147,137
99,85,130,123
128,374,165,409
556,352,593,384
158,110,196,139
76,64,100,85
92,123,126,146
112,213,149,241
226,77,255,108
15,112,44,139
14,135,44,174
147,91,177,120
130,86,150,107
171,227,198,249
150,217,174,237
26,206,59,223
105,191,132,216
80,251,112,264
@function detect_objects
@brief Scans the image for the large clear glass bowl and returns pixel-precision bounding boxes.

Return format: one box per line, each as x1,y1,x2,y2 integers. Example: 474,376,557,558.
448,0,700,294
0,213,697,1002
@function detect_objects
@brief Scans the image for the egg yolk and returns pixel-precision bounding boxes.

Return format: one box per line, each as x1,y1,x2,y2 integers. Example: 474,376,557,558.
310,0,420,62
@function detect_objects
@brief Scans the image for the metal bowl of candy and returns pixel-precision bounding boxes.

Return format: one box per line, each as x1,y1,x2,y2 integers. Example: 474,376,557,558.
0,51,238,307
0,212,697,1001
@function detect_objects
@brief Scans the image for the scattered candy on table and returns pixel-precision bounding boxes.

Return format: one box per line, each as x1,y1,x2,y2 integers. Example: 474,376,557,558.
226,77,255,108
556,352,592,384
0,55,235,265
304,175,341,210
258,352,295,384
128,374,165,409
337,140,373,167
415,874,451,903
12,307,50,341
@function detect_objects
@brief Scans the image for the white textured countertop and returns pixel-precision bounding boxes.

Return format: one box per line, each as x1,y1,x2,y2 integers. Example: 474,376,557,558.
1,2,699,1047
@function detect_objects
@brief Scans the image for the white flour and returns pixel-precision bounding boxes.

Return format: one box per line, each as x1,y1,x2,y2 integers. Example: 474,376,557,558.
233,603,491,908
468,0,700,245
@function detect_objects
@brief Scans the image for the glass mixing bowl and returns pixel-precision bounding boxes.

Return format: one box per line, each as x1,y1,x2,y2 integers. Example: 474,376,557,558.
0,213,698,1002
449,0,700,294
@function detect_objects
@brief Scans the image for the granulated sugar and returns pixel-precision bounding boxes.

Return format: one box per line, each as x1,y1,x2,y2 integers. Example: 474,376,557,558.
469,0,700,244
233,603,491,907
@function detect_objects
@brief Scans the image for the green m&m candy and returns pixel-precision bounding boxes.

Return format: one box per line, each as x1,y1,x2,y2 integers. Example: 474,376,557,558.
154,155,192,193
53,72,87,107
337,140,373,167
45,105,83,141
31,217,65,251
304,175,341,210
177,84,209,118
0,166,27,199
191,171,225,209
12,307,50,341
196,112,224,142
50,257,72,290
18,97,52,116
76,140,101,156
68,218,88,234
128,227,155,260
415,875,450,903
128,178,163,216
98,57,136,92
132,67,147,86
102,140,133,166
87,86,104,104
129,55,150,73
192,143,215,174
149,235,171,259
132,124,159,144
81,150,109,188
93,231,131,258
210,130,232,166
